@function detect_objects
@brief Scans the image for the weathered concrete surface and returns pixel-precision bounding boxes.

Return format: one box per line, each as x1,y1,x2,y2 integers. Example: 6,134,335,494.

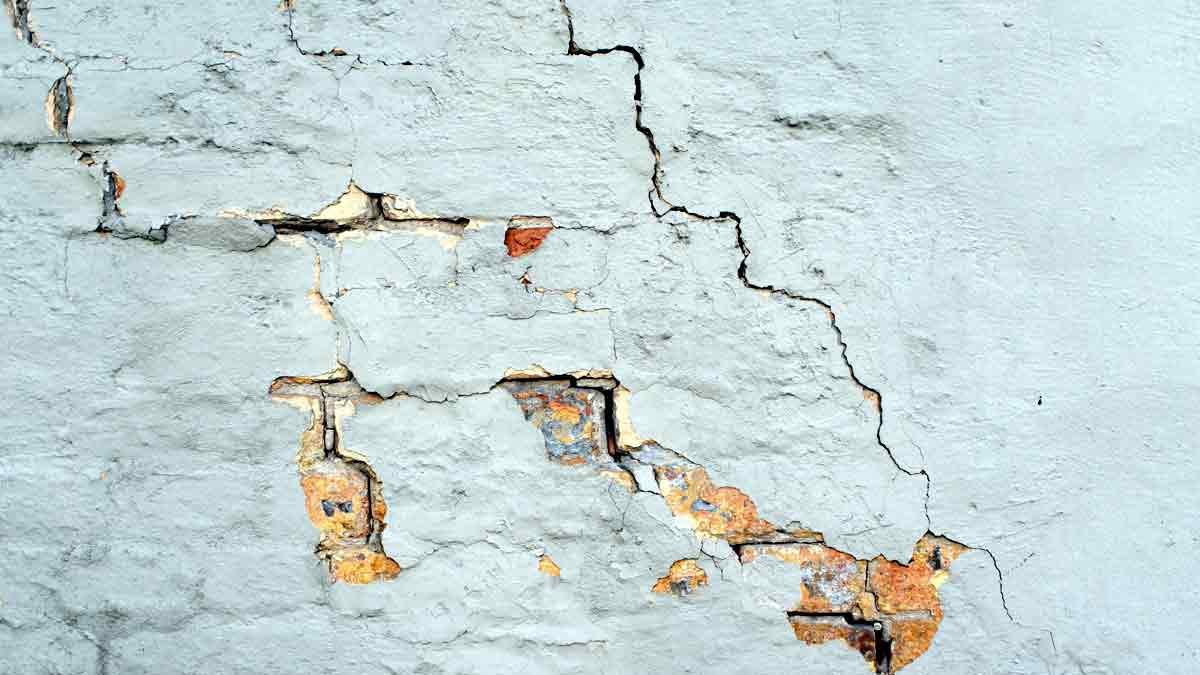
2,0,1197,673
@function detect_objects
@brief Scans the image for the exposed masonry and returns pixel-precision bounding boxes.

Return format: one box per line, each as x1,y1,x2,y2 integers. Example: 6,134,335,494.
269,369,966,673
499,374,964,674
87,175,554,254
269,368,400,585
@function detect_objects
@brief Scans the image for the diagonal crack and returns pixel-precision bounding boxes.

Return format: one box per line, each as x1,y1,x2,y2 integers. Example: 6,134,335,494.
557,0,1026,634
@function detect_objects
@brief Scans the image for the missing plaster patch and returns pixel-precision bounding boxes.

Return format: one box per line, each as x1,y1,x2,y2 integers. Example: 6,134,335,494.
4,0,34,44
504,217,554,257
651,559,709,596
270,370,399,584
266,367,966,668
235,182,473,251
500,371,967,673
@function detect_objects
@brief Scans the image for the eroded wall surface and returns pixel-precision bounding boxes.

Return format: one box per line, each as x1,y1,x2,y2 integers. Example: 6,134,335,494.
2,1,1197,673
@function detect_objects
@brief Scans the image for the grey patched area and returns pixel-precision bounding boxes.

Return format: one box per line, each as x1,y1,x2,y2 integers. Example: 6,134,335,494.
2,1,1198,674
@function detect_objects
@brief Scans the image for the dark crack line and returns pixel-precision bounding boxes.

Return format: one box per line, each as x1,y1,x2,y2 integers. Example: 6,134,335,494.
556,0,1034,630
280,1,427,69
559,0,667,211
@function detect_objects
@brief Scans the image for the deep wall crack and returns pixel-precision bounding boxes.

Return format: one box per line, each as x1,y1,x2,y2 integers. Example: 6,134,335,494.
556,0,1018,631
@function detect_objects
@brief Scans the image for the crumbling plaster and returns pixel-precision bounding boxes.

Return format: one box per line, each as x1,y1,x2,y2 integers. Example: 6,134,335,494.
1,1,1197,673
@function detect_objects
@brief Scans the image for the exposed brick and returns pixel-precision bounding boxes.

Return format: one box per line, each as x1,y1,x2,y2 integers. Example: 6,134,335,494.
654,465,777,543
503,380,610,467
651,559,709,596
300,459,371,542
504,226,552,257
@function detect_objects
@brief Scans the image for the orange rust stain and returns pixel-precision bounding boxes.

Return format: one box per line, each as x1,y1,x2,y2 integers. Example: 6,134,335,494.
537,554,562,577
300,461,370,541
868,535,966,616
655,465,776,542
301,460,401,584
275,375,400,586
500,376,967,671
330,547,401,584
888,617,941,672
789,616,876,668
740,534,967,671
651,559,709,596
504,226,553,257
548,400,582,424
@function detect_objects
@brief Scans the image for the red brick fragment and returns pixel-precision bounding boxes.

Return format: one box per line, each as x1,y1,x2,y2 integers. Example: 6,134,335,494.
504,226,552,257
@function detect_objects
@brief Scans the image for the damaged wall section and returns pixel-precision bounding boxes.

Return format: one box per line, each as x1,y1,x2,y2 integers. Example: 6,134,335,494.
273,369,971,673
270,369,400,585
499,373,968,673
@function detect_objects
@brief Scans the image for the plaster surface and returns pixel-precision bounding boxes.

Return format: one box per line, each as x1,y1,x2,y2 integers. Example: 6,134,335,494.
1,1,1196,673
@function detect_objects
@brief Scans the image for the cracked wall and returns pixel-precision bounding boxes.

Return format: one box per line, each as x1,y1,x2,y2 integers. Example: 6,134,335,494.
2,1,1197,674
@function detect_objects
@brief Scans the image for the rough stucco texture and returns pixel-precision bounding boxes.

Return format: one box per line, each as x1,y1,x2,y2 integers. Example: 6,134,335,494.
2,1,1198,673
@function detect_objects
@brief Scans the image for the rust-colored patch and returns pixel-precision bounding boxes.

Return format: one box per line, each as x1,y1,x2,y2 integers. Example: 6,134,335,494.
504,226,552,257
300,460,370,541
651,559,709,596
111,172,126,200
869,535,966,616
744,533,969,672
654,465,776,543
272,373,400,585
503,380,611,469
331,547,401,584
537,554,561,577
887,617,941,672
789,616,877,668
